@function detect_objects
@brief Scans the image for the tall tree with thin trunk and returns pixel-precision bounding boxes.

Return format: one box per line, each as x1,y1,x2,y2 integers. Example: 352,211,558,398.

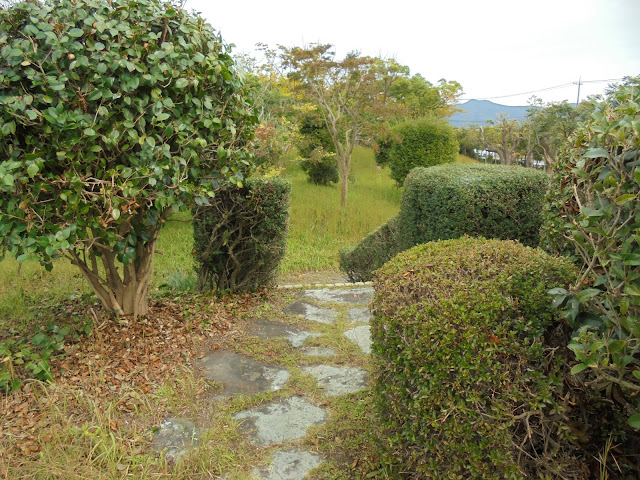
282,45,393,208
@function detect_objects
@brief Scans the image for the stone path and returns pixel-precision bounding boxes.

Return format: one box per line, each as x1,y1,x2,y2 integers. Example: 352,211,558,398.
152,285,374,478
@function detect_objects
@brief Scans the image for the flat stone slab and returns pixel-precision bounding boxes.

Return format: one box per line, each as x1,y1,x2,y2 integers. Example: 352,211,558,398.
302,365,369,396
233,396,326,446
250,319,321,348
283,301,338,324
348,307,371,324
344,325,372,354
199,351,290,398
301,347,336,357
254,450,324,480
299,287,374,305
151,417,198,462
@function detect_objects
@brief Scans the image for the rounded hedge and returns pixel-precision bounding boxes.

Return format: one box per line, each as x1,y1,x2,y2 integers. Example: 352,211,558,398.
387,117,458,185
371,237,582,478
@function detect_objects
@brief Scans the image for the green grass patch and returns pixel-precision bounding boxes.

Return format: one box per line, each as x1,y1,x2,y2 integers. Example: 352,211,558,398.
456,153,479,164
281,146,401,273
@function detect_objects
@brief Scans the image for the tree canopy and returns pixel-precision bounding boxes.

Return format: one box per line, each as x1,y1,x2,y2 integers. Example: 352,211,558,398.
0,0,256,315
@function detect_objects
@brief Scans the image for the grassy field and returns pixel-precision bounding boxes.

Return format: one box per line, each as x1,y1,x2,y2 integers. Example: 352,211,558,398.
281,146,402,273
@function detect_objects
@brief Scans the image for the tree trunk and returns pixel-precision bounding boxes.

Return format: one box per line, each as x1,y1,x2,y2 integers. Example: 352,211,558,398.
69,235,157,317
338,151,352,209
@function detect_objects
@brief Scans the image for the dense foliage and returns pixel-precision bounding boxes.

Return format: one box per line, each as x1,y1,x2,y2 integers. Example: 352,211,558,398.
192,177,290,293
543,81,640,435
399,163,548,250
371,237,581,478
339,163,548,280
338,216,400,282
0,0,255,315
385,118,458,185
297,111,338,185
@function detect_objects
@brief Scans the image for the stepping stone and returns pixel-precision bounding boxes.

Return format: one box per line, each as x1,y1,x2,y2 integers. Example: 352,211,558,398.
251,318,321,348
344,325,372,354
302,365,369,396
233,396,326,446
301,347,336,357
199,351,290,398
300,287,374,305
151,417,198,462
254,450,324,480
283,301,338,324
348,307,371,324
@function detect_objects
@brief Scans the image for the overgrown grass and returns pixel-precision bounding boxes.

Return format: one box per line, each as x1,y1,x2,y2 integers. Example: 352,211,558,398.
281,146,401,273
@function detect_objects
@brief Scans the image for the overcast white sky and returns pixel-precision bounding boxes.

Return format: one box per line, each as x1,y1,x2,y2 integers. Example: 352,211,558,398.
184,0,639,106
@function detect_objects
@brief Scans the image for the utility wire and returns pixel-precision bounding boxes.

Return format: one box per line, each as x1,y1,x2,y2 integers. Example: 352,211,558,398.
459,78,623,102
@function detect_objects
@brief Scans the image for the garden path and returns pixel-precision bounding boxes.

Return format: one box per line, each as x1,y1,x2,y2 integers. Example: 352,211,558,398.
152,283,374,479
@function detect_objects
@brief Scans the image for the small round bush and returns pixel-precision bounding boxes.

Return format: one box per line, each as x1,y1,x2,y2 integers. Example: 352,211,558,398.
387,117,458,185
372,237,582,479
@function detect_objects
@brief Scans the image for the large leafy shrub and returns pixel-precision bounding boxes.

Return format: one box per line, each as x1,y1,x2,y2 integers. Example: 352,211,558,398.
399,163,547,250
371,237,581,478
0,0,255,315
386,117,458,185
544,81,640,433
192,177,290,293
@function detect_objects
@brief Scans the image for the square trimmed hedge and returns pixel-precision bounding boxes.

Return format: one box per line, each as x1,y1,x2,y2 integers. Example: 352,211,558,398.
339,164,549,281
397,164,548,250
192,177,290,292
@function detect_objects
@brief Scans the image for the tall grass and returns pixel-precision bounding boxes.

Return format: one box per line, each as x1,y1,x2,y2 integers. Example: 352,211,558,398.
282,146,401,272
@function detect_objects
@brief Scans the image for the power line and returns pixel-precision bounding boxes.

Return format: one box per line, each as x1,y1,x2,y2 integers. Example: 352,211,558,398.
459,78,624,102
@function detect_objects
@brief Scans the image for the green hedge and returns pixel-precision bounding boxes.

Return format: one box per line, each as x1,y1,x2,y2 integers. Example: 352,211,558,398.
339,216,401,282
387,118,458,186
371,237,579,478
340,164,549,281
398,164,548,250
192,177,290,292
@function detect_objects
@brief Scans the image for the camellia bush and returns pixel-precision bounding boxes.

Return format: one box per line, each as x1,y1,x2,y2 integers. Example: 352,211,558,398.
544,81,640,433
0,0,256,316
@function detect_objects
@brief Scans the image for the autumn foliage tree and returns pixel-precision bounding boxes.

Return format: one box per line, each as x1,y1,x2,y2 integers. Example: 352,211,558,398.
282,44,395,208
0,0,255,316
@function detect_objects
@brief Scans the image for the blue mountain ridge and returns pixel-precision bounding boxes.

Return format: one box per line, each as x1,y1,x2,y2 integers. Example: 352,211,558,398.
448,99,530,127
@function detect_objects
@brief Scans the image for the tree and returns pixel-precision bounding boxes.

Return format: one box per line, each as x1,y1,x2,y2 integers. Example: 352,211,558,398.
526,98,581,168
387,75,462,120
282,44,394,208
0,0,256,316
480,115,524,166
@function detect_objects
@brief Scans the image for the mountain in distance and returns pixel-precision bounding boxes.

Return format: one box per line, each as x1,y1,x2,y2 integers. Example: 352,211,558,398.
448,99,530,127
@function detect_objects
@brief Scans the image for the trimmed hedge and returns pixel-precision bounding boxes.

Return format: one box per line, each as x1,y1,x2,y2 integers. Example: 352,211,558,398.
398,163,548,250
192,177,290,292
339,163,549,281
371,237,580,478
339,216,401,282
387,118,458,186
